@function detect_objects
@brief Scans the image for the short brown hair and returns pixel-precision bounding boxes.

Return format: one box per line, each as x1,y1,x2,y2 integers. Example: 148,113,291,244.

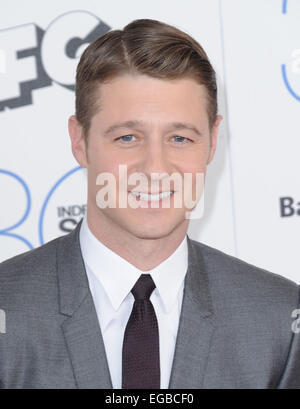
75,18,218,142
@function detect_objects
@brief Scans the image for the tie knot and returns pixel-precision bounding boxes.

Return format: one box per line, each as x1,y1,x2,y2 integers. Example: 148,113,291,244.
131,274,156,300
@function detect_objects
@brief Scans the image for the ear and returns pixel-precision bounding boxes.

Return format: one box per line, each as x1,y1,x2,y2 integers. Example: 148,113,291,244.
207,114,223,164
68,115,88,168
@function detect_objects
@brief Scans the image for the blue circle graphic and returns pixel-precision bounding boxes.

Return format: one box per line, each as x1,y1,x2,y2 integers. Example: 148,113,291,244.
281,64,300,102
0,169,31,233
38,165,83,245
281,2,300,103
282,0,288,14
0,169,33,250
2,231,33,250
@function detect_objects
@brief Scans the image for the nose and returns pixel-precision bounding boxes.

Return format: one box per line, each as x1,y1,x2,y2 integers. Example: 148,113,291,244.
138,137,172,183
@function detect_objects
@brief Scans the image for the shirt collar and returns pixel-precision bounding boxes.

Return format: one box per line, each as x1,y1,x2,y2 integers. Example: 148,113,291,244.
79,216,188,314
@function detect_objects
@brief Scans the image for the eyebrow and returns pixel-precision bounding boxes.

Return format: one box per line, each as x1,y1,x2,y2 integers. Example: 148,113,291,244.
103,120,203,138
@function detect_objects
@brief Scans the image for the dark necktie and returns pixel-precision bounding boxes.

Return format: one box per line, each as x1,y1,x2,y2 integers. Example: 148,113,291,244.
122,274,160,389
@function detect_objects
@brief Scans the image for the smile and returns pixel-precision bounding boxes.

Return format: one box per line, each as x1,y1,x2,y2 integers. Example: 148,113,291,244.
129,191,175,202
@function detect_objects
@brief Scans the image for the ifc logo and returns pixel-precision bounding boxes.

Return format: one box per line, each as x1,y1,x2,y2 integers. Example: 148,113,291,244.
0,10,110,110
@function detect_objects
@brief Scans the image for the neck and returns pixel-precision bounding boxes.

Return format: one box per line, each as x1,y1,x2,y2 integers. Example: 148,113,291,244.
85,206,189,271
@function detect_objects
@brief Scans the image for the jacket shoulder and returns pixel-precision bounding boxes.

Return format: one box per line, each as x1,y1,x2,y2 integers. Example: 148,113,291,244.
0,235,66,313
189,238,300,389
189,238,299,306
0,236,60,277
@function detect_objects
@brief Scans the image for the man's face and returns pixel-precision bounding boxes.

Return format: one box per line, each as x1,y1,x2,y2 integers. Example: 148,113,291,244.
69,73,221,240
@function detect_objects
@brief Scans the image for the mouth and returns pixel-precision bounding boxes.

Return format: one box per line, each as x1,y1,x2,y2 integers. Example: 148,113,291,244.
128,191,175,202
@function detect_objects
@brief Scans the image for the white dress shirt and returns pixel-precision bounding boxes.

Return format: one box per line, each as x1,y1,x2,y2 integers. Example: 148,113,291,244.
79,216,188,389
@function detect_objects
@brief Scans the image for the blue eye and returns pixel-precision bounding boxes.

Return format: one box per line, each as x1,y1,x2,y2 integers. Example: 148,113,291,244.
115,135,190,144
172,135,190,143
117,135,136,143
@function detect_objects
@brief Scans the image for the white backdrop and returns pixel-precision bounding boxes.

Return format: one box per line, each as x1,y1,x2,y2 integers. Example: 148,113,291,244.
0,0,299,283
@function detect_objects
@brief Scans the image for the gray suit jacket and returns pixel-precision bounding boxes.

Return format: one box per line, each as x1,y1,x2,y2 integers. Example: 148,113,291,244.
0,220,299,389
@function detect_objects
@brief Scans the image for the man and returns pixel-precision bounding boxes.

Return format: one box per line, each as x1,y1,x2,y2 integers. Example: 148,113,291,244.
0,18,299,389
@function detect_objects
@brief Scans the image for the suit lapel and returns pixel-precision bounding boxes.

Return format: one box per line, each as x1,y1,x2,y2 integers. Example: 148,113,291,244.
168,235,216,389
57,220,113,389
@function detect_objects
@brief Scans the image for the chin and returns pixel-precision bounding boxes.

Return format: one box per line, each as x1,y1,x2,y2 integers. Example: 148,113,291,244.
125,220,181,240
130,230,170,240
